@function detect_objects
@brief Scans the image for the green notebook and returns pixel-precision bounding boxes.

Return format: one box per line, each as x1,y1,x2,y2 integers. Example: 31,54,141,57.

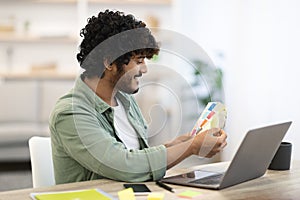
30,188,114,200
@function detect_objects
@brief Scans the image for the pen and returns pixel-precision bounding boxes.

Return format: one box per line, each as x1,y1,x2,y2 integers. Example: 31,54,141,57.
155,181,175,193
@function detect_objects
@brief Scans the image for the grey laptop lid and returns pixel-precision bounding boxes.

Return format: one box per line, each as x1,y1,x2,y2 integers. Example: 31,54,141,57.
162,121,292,190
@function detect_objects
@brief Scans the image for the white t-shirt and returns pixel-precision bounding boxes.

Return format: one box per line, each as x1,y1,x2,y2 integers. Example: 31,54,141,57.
113,98,140,150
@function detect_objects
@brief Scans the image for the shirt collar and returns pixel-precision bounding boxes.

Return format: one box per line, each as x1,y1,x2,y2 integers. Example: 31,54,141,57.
74,75,131,113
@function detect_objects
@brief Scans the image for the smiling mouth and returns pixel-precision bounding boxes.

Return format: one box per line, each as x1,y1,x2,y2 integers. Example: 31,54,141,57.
134,73,142,79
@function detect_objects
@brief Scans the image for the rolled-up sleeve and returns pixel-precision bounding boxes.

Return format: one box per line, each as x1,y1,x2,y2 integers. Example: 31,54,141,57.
144,145,167,181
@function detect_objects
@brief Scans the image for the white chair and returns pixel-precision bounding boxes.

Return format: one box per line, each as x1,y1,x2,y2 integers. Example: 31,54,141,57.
28,136,55,188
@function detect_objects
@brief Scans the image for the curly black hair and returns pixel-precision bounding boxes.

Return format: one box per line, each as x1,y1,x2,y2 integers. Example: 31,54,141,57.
77,10,160,78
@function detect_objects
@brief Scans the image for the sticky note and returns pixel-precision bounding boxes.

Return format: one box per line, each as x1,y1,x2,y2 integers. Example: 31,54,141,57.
147,192,165,200
177,190,202,199
206,111,215,119
118,188,135,200
208,102,216,111
200,119,207,127
191,128,197,135
32,189,112,200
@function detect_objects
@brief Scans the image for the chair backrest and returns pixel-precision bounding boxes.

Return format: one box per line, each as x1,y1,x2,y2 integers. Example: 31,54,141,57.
28,136,55,188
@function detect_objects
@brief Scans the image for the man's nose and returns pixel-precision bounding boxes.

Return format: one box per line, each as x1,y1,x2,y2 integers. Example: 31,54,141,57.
140,63,148,74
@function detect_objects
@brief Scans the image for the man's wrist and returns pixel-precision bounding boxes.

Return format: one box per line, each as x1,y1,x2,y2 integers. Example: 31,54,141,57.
184,138,195,156
163,143,171,148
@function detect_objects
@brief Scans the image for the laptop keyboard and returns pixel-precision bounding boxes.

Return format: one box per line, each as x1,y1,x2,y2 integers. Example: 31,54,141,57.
189,173,224,185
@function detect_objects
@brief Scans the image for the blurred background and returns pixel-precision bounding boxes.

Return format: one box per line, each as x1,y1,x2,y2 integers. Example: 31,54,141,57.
0,0,299,191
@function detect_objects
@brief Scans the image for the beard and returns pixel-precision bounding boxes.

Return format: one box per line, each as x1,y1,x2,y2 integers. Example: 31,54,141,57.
115,76,139,94
115,70,141,94
132,88,139,94
117,82,139,94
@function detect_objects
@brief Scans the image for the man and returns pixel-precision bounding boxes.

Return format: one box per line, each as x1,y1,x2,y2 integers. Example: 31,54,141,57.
49,10,227,184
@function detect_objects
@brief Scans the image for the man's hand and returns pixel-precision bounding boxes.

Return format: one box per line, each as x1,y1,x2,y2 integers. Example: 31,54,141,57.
193,128,227,158
165,129,227,169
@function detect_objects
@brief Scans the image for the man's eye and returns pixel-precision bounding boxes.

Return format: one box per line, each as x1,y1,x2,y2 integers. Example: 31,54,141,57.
137,60,144,64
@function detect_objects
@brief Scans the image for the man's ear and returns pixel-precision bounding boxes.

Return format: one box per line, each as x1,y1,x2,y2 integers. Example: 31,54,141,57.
104,59,113,71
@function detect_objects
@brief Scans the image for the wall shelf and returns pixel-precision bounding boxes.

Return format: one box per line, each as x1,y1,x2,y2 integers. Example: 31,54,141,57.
34,0,171,5
0,72,77,81
0,34,78,44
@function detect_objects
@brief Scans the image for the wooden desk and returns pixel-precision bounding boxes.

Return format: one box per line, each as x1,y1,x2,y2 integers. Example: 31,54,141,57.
0,161,300,200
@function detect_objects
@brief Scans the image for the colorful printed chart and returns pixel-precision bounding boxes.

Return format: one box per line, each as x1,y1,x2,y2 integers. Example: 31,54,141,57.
190,102,227,136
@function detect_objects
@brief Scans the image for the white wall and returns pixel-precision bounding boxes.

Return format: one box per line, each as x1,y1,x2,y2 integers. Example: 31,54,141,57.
174,0,300,161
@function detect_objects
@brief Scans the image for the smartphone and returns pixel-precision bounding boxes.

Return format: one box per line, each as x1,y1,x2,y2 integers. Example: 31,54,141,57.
123,183,151,195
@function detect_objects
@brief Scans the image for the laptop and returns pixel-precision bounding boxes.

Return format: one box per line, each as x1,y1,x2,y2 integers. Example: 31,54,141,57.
162,121,292,189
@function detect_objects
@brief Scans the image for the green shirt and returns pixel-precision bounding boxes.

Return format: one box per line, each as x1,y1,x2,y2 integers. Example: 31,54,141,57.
49,76,167,184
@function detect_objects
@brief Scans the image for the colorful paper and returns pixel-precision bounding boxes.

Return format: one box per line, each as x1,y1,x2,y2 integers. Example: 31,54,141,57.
31,188,113,200
147,192,165,200
177,190,202,199
190,102,227,136
118,188,136,200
